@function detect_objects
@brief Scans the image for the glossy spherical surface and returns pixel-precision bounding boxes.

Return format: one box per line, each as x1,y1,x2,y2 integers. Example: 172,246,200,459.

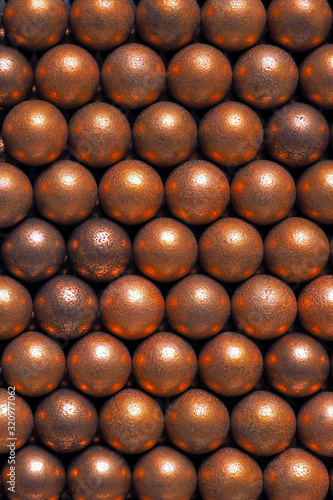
0,276,32,340
298,392,333,456
35,389,98,453
0,46,33,108
2,100,68,166
0,163,32,229
231,390,296,456
199,332,263,397
133,102,197,167
300,45,333,109
1,218,66,282
67,332,131,397
34,275,98,340
199,101,263,167
100,389,164,454
99,160,164,225
100,275,164,340
35,44,100,109
133,331,197,397
0,389,33,452
165,160,230,226
1,331,66,397
68,103,131,168
265,217,329,282
199,217,263,283
166,274,230,340
298,276,333,340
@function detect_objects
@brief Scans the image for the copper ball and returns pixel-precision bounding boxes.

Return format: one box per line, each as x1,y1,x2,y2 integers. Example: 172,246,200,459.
3,0,68,52
231,390,296,456
0,163,32,229
300,45,333,109
298,392,333,457
67,331,131,397
165,388,230,455
0,276,32,340
199,101,263,167
1,217,66,282
35,388,98,453
101,43,166,109
134,217,197,283
231,159,296,226
199,217,263,283
298,275,333,340
2,99,68,166
0,389,33,452
133,331,197,397
99,388,164,454
165,159,230,226
67,445,131,500
133,446,197,500
1,331,66,397
35,44,100,109
99,160,164,225
100,275,164,340
69,0,134,51
68,103,131,168
0,46,33,108
265,102,330,167
133,101,197,167
231,274,297,340
198,447,263,500
34,275,98,340
136,0,200,51
34,160,98,226
199,331,263,397
264,217,329,282
165,274,230,340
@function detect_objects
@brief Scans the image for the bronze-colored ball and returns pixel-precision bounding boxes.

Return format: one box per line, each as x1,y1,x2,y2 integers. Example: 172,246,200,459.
68,103,131,168
0,389,33,452
134,217,197,282
34,275,98,340
264,217,329,282
100,275,164,340
264,448,329,500
267,0,332,52
298,392,333,456
100,388,164,454
0,46,33,108
300,45,333,109
67,331,131,397
1,445,65,500
199,101,263,167
67,446,131,500
199,332,263,397
201,0,266,52
199,217,263,283
231,160,296,226
0,163,32,229
167,43,232,109
69,0,134,51
2,99,68,166
265,103,330,167
34,160,97,226
35,44,100,109
35,388,98,453
0,276,32,340
298,275,333,340
133,331,197,397
1,331,66,397
136,0,200,51
265,333,330,398
1,217,66,282
231,390,296,456
99,160,164,225
133,446,197,500
101,43,166,109
165,160,230,226
133,101,197,167
166,274,230,340
3,0,68,52
234,44,298,110
67,218,131,282
165,389,230,454
232,274,297,340
198,447,263,500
